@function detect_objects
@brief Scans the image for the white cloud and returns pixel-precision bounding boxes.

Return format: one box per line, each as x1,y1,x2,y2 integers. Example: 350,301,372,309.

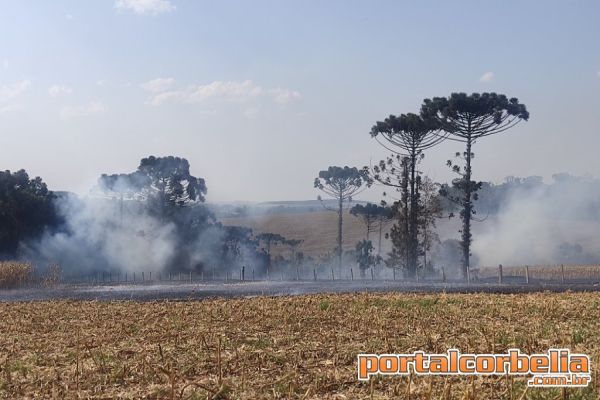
146,79,301,107
479,71,494,83
48,84,73,97
115,0,175,15
141,77,175,93
268,87,302,105
0,80,31,103
60,102,106,121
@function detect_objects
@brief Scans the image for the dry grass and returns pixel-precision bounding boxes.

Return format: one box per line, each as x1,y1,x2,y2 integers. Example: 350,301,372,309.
0,293,599,399
0,261,32,289
478,264,600,281
221,210,389,257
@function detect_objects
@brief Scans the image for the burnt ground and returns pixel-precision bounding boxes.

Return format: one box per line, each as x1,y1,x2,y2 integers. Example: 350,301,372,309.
2,279,600,301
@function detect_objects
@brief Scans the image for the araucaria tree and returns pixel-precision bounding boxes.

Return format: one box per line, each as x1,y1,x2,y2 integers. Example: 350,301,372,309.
369,113,445,278
137,156,207,220
350,203,392,255
349,203,380,240
421,93,529,279
314,166,370,273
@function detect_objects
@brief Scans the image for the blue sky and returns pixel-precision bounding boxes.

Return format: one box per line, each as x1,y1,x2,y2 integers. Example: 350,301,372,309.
1,0,599,201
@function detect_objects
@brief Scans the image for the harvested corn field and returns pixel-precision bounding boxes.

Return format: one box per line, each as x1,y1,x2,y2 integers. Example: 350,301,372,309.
0,292,599,399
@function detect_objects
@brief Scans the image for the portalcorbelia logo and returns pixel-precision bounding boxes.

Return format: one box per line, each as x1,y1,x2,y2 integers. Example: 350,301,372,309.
358,349,591,387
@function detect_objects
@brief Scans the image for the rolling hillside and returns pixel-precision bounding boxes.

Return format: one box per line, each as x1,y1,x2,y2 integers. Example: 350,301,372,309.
220,209,392,257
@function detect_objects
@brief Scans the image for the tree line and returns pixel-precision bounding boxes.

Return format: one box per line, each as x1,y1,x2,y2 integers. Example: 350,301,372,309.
0,91,543,280
0,156,307,276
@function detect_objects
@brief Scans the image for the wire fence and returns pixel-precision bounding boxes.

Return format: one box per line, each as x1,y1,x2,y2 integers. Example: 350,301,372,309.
12,263,600,288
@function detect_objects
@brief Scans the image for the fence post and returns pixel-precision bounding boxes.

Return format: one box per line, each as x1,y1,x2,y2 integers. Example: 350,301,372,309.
331,268,334,281
189,271,192,283
296,266,300,281
393,268,395,281
416,270,420,283
179,272,182,281
525,265,529,284
252,269,255,281
350,268,354,281
442,267,446,283
313,269,317,281
561,264,565,284
498,264,503,284
280,271,283,281
371,268,374,281
149,271,152,281
142,272,145,282
466,267,470,285
241,266,245,281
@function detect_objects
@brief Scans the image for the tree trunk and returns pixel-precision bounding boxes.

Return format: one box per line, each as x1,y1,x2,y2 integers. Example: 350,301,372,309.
423,228,427,271
461,134,473,281
408,151,418,278
402,163,410,274
160,180,167,222
378,218,383,256
337,192,343,274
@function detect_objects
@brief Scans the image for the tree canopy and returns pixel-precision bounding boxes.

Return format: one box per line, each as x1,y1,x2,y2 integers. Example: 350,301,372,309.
138,156,207,206
97,172,149,197
420,92,529,140
350,203,390,238
0,169,58,255
314,166,370,200
370,112,444,154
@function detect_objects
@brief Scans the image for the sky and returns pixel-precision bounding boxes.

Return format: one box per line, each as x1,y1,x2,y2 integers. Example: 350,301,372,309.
1,0,599,202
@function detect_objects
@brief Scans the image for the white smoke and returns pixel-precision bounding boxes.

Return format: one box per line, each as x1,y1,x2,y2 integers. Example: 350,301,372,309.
23,195,178,275
472,175,600,266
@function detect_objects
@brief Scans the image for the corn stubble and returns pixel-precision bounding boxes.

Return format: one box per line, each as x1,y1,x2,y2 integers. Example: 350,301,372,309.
0,293,598,399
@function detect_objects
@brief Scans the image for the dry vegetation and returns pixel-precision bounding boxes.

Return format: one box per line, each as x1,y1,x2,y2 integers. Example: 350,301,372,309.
1,293,599,399
478,265,600,282
221,210,390,257
0,261,32,289
0,262,61,289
